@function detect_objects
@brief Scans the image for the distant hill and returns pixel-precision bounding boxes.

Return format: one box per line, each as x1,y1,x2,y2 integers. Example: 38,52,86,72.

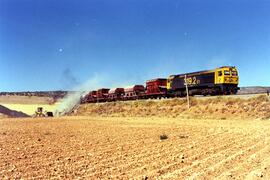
238,86,270,95
0,91,68,99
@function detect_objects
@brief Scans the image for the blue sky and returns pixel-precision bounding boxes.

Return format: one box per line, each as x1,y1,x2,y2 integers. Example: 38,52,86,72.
0,0,269,91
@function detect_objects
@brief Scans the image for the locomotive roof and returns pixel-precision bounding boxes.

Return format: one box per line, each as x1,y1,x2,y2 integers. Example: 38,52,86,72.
219,66,236,69
146,78,167,82
171,66,236,77
97,88,110,91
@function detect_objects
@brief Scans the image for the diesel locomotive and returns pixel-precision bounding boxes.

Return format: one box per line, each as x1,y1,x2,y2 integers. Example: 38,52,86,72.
167,66,239,96
81,66,239,103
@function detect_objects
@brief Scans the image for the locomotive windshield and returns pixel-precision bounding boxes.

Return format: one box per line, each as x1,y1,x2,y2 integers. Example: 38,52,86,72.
224,70,230,75
232,71,238,76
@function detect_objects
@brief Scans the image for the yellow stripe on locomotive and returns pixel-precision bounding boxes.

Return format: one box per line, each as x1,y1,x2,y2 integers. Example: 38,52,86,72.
167,75,174,90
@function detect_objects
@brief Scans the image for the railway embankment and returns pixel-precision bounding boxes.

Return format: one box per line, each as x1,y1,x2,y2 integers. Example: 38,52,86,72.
74,94,270,120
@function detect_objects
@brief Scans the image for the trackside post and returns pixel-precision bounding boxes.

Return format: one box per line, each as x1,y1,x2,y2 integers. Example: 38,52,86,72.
185,75,190,110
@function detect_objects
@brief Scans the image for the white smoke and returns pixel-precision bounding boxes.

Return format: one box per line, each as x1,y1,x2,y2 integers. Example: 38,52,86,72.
54,74,103,116
54,71,146,116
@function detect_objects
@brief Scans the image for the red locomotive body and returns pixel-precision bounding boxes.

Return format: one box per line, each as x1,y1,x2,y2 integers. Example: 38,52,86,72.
145,78,167,98
96,88,110,102
124,85,145,100
108,88,124,101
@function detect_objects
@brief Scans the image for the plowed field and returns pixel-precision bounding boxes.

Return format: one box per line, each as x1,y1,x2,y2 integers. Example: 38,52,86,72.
1,117,270,179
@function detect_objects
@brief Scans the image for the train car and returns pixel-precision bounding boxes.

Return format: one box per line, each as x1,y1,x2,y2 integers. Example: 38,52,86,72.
81,90,97,103
96,88,110,102
108,88,124,101
123,85,145,100
167,66,239,96
145,78,168,98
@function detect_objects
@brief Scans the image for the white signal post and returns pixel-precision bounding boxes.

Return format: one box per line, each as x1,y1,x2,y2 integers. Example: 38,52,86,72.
185,75,190,110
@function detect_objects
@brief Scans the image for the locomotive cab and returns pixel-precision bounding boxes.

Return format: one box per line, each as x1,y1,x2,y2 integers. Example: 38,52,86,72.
214,66,239,94
215,66,239,85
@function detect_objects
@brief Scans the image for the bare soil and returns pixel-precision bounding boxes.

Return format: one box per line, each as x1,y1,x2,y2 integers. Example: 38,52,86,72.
0,105,29,118
1,116,270,179
0,95,55,104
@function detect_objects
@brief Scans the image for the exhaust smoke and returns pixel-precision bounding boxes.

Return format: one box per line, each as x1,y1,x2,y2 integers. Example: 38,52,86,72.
54,74,103,116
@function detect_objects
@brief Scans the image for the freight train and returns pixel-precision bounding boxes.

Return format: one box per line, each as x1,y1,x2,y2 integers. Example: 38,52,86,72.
81,66,239,103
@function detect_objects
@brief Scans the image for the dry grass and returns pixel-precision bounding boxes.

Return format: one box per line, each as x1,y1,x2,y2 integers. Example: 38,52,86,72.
75,95,270,120
159,134,168,140
0,95,54,104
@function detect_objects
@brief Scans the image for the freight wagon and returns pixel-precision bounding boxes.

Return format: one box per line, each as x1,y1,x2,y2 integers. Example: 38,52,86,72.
81,90,97,103
108,88,124,101
123,85,145,100
143,78,168,98
96,88,110,102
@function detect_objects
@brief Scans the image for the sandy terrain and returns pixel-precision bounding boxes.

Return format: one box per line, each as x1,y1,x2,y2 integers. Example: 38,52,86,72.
0,103,59,116
0,105,29,118
0,95,55,105
1,116,270,179
0,96,60,116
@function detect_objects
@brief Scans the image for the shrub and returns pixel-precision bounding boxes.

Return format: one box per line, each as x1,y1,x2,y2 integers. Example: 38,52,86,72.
159,134,168,140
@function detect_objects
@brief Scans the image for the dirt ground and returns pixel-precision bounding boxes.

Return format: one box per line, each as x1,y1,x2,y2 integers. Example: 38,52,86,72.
0,95,55,105
0,95,60,116
1,116,270,179
0,103,59,116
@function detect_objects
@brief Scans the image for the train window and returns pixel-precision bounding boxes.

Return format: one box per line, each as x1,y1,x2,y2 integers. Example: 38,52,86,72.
224,70,230,75
218,71,222,76
232,71,238,76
